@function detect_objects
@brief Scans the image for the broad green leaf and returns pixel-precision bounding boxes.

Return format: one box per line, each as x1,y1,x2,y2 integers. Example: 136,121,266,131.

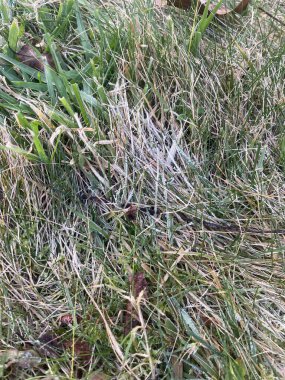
8,18,20,52
16,113,49,162
12,81,48,91
53,0,74,38
0,0,10,23
30,120,49,162
0,89,31,113
75,1,93,60
59,97,75,117
0,65,21,81
44,65,56,105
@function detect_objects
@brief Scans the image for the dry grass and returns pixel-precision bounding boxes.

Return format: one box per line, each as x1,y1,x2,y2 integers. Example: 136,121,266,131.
0,0,285,379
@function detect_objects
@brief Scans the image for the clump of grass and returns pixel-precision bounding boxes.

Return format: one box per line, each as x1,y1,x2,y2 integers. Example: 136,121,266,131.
0,0,285,379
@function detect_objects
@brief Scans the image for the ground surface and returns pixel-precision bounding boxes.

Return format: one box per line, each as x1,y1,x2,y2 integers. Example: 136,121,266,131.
0,0,285,379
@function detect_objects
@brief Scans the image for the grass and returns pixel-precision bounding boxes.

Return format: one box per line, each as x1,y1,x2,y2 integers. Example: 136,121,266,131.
0,0,284,379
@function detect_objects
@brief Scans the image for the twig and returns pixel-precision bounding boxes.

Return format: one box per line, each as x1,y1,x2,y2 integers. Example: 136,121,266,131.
258,6,285,27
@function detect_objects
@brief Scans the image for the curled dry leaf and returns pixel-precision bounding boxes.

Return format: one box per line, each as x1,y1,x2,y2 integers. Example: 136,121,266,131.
59,313,82,327
171,356,184,380
64,339,92,365
124,299,140,335
167,0,250,15
16,44,55,72
132,271,148,298
198,0,250,16
124,272,148,335
169,0,191,8
37,331,64,358
125,204,138,221
124,203,159,219
233,0,250,13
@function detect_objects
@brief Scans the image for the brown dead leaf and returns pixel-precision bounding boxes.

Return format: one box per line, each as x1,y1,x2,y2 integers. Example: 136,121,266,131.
234,0,250,14
124,300,140,335
124,272,148,335
125,204,138,221
37,331,64,358
171,356,183,379
16,44,55,72
132,271,148,298
64,339,92,365
168,0,191,8
198,0,250,16
167,0,250,14
59,313,82,327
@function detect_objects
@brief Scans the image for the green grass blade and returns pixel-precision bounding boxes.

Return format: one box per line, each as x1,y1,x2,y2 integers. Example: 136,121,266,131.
8,18,20,53
71,83,90,125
